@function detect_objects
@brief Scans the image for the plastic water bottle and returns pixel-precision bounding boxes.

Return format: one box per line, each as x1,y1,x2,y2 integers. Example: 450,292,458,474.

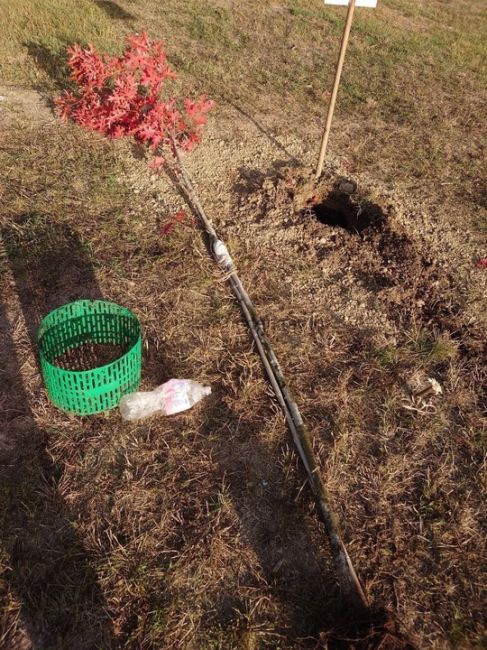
119,379,211,421
160,379,212,415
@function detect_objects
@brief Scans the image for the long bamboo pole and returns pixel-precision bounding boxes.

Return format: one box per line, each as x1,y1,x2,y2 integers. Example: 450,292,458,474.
170,140,368,611
315,0,356,178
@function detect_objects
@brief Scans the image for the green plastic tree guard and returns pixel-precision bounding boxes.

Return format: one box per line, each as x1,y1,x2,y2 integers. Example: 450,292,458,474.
37,300,142,415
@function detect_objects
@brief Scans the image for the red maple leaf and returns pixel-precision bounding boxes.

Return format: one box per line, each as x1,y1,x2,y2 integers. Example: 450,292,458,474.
160,209,189,236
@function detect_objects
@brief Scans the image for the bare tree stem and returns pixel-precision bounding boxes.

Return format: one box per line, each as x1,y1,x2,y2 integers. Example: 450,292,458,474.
169,140,368,611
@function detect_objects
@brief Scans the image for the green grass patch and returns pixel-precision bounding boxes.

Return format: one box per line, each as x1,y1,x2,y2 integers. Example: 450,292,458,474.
0,0,123,87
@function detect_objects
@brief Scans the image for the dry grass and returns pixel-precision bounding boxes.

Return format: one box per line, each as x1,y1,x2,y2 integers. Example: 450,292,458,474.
0,123,341,649
0,1,486,649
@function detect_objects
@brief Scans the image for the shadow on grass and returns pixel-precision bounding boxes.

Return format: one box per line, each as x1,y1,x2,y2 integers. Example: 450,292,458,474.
226,99,302,167
232,162,293,200
1,213,104,361
92,0,135,21
199,394,341,643
0,216,114,648
25,41,73,93
25,2,134,92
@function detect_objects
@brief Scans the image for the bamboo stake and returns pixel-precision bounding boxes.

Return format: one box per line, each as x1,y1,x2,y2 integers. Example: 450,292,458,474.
316,0,356,178
170,140,368,611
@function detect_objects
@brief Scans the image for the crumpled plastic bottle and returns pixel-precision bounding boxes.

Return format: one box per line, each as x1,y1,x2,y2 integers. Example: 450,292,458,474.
119,379,211,421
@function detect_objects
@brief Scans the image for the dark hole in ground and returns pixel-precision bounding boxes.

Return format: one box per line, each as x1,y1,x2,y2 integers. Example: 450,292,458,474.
306,190,386,233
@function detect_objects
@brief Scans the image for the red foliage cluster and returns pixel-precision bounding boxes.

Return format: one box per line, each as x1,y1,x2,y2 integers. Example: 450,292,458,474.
55,32,214,166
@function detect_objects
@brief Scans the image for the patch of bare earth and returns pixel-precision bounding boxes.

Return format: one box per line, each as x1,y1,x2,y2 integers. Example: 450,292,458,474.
0,85,54,127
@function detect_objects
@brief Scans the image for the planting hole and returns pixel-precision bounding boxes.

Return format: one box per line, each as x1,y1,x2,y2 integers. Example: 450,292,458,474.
305,189,385,233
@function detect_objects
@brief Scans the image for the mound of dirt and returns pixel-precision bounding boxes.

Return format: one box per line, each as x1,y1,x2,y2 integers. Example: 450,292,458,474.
233,168,486,367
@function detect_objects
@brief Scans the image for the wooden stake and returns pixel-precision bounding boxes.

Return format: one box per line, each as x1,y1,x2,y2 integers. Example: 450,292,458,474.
316,0,356,178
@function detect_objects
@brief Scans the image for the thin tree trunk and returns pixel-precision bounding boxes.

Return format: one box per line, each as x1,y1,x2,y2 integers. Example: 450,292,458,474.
169,141,368,612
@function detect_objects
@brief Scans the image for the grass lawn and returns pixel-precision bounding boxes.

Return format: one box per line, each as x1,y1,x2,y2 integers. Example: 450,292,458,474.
0,1,486,648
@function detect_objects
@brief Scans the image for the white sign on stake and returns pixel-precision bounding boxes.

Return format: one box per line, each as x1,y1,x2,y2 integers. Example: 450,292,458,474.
325,0,377,8
316,0,378,177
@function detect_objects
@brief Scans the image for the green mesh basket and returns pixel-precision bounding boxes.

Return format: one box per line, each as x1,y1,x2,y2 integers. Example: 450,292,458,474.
37,300,142,415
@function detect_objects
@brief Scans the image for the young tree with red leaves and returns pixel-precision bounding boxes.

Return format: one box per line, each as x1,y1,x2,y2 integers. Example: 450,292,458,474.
54,33,393,623
55,32,214,169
